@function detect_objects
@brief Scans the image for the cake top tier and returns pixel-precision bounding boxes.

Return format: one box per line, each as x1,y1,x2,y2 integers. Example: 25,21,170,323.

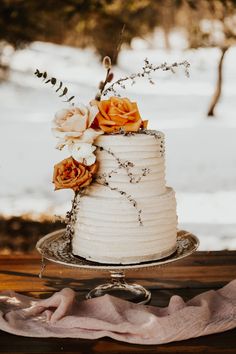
95,130,165,157
96,129,165,146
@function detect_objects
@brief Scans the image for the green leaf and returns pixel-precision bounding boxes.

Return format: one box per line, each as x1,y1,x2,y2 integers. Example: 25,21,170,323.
59,87,68,97
56,81,63,92
34,70,76,105
66,95,75,102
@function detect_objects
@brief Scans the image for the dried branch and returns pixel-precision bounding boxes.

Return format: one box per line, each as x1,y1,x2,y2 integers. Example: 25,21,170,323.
95,56,113,101
103,59,190,97
112,23,126,64
95,25,125,100
96,176,143,226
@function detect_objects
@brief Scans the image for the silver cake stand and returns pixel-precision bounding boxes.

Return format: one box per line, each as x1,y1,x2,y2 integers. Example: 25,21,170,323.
36,229,199,304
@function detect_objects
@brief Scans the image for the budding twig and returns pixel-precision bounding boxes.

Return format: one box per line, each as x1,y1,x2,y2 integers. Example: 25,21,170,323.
95,24,126,101
102,59,190,97
95,56,113,101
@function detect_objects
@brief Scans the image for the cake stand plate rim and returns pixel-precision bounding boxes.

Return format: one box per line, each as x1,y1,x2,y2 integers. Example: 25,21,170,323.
36,229,199,270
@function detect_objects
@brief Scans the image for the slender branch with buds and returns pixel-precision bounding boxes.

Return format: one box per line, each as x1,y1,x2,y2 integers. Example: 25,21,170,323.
95,56,114,101
102,59,190,97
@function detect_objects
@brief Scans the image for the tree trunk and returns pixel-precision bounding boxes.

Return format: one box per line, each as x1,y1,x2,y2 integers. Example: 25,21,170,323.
207,46,229,117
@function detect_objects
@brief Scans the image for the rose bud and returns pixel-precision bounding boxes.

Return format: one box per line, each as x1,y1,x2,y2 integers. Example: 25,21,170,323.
102,56,112,69
107,72,114,82
99,81,104,89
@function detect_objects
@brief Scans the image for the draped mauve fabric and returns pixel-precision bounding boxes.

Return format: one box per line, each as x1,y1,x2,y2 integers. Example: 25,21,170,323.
0,280,236,345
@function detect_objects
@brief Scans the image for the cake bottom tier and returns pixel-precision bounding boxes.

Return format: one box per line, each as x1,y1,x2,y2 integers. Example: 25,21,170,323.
72,187,177,264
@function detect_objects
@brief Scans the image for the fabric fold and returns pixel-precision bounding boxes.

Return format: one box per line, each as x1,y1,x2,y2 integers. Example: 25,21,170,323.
0,280,236,344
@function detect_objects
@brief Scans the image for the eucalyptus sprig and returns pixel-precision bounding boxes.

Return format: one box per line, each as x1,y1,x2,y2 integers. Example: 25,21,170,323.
102,59,190,97
34,69,75,105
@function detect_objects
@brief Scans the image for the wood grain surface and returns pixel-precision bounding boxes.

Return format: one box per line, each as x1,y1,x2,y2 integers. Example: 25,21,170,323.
0,251,236,353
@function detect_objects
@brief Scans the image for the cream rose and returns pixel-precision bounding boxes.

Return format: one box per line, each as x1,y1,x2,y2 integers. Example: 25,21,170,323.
52,104,103,166
52,104,102,147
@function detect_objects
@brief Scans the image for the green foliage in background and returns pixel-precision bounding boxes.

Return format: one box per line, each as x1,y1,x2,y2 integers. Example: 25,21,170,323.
1,0,236,116
0,0,166,62
1,0,236,61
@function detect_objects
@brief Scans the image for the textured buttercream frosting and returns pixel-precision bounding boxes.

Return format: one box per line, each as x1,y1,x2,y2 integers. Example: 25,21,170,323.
72,131,178,264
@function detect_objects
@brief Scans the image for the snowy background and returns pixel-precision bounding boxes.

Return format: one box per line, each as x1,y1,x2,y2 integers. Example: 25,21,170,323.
1,38,236,250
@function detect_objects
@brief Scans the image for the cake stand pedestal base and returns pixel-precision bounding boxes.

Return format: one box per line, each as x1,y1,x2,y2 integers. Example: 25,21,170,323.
36,229,199,305
86,271,151,304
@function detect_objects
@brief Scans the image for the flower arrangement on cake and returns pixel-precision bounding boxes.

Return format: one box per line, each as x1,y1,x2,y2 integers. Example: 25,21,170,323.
35,56,190,264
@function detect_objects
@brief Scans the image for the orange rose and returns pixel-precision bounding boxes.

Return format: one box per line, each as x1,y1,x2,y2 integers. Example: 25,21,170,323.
53,157,98,191
93,97,148,133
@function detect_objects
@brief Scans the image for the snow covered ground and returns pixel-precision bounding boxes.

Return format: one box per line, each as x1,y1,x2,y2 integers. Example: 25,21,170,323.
1,41,236,250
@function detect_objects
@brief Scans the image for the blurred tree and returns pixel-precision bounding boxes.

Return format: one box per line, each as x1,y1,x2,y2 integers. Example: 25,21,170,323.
0,0,164,66
0,0,74,78
0,1,69,46
1,0,235,118
177,0,236,117
66,0,180,61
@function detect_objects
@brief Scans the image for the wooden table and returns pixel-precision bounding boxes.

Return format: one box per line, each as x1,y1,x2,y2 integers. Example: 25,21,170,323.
0,251,236,353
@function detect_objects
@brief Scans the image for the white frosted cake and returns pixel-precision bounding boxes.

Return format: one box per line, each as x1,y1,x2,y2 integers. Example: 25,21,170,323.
72,131,178,264
40,56,189,266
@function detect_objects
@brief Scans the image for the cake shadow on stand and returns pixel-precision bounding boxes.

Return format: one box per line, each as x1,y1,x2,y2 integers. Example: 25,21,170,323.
36,229,199,304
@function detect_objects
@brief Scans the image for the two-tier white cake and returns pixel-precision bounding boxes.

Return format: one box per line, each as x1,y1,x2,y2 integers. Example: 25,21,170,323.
72,131,177,264
45,58,190,266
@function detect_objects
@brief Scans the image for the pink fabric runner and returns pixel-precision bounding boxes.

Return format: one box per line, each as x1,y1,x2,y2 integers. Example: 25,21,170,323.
0,280,236,345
